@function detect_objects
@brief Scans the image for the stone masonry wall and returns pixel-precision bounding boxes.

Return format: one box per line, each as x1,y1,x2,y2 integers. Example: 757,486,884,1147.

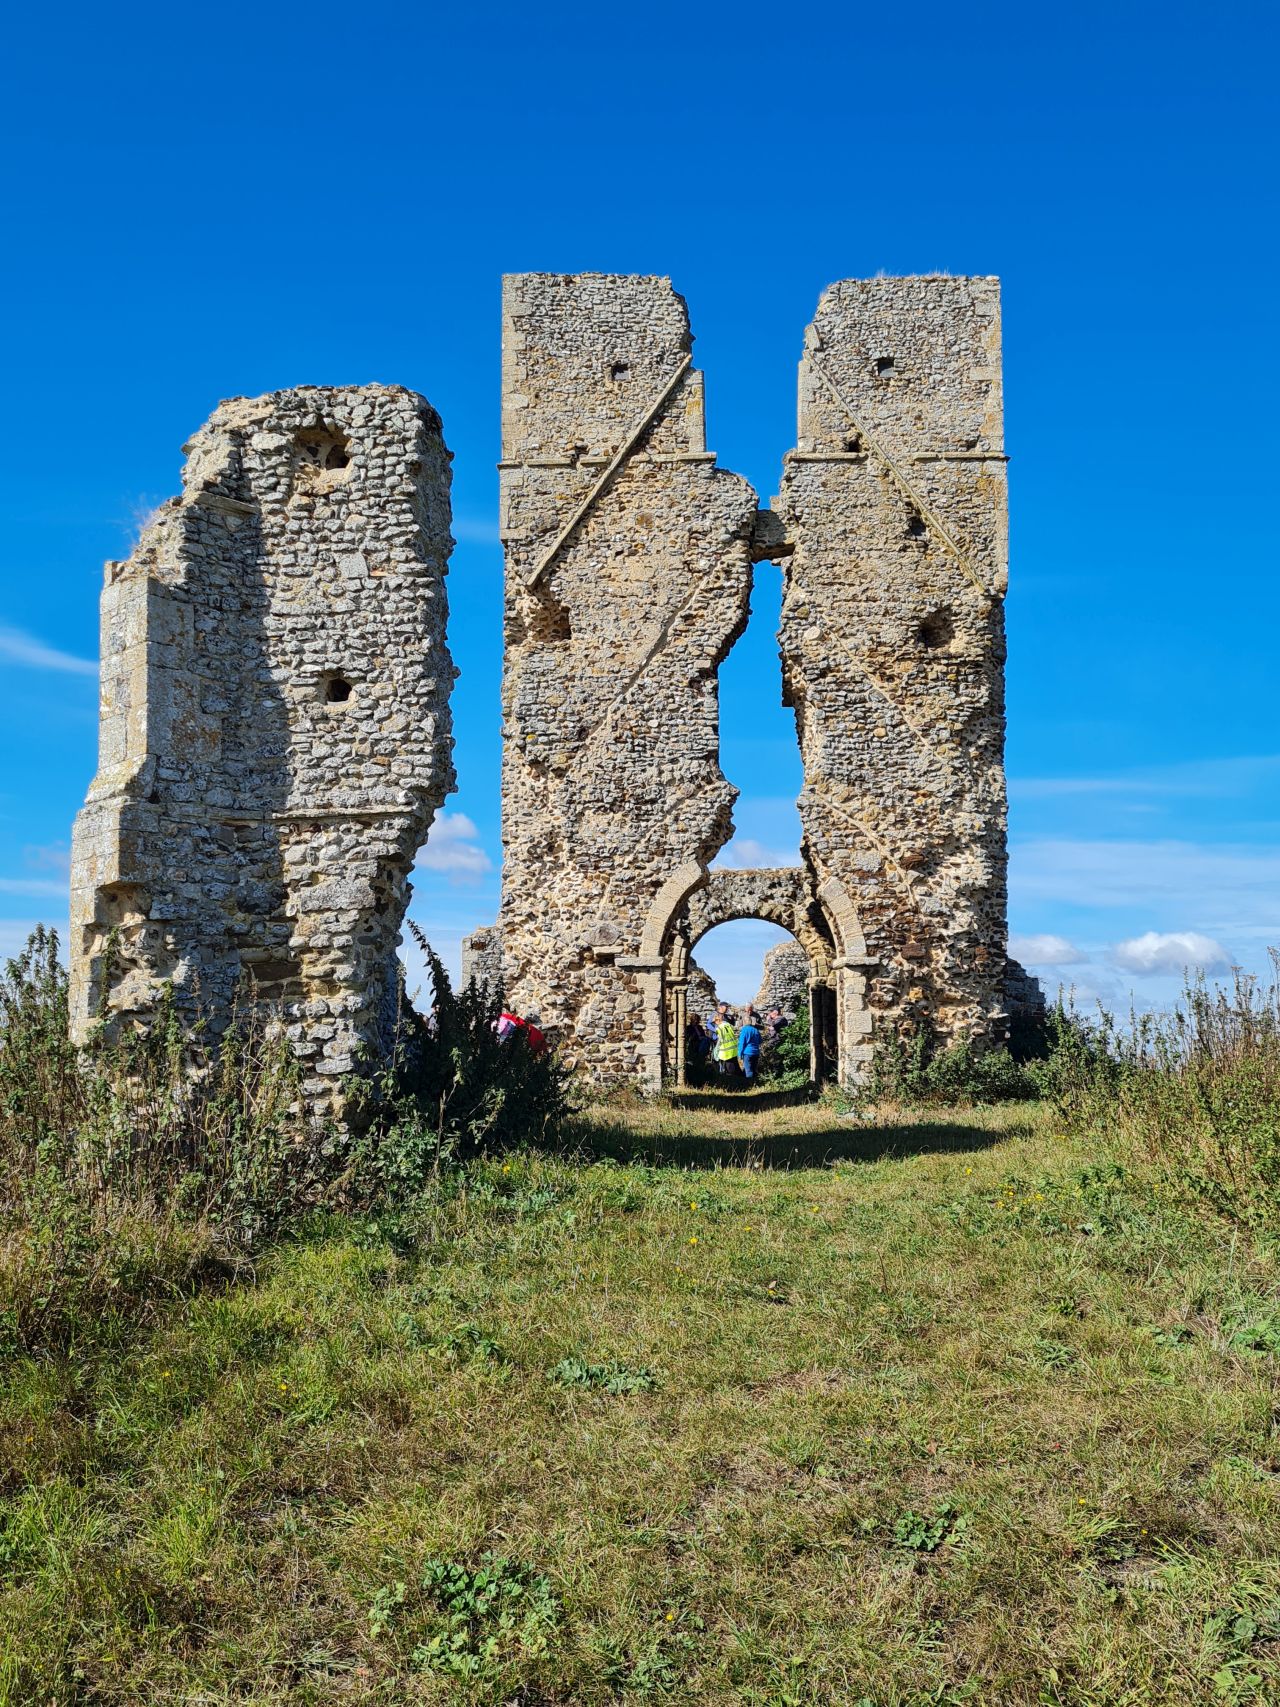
487,273,758,1080
70,385,456,1108
774,277,1010,1049
754,941,810,1020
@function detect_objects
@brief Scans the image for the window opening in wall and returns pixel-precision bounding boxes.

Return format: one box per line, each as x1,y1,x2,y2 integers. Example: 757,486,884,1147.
692,920,801,1014
609,361,630,383
678,920,811,1087
916,610,954,650
842,432,863,453
905,507,927,539
323,674,353,703
874,355,896,377
295,425,352,484
715,557,805,867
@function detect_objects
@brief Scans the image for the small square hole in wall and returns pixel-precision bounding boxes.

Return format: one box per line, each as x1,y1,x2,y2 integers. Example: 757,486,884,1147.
321,674,353,704
916,610,954,650
296,426,351,472
874,355,896,377
843,433,863,453
905,508,927,539
609,361,630,383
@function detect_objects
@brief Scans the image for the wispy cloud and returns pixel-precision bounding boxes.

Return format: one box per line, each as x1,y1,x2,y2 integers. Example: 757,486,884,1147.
0,876,69,898
452,516,502,546
23,844,71,876
414,812,494,883
0,625,97,678
1010,837,1280,922
1011,755,1280,802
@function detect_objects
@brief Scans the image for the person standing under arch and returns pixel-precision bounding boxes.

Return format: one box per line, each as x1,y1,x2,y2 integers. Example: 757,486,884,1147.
714,1004,739,1081
737,1009,763,1086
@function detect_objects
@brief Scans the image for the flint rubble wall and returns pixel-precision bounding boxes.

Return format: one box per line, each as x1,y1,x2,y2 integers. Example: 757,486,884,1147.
70,385,456,1109
480,273,758,1081
774,276,1010,1055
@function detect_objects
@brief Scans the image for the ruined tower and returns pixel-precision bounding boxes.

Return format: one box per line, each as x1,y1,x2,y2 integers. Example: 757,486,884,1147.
774,276,1011,1061
470,272,1017,1089
466,273,760,1083
70,385,456,1105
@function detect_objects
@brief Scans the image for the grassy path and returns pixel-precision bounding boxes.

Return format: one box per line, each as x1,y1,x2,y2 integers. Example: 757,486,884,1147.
4,1102,1280,1704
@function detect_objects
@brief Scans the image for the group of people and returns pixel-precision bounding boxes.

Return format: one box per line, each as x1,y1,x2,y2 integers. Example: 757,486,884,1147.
685,1003,786,1087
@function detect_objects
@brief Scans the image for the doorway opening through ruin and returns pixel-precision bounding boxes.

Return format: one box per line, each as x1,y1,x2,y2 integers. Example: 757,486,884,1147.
691,918,796,1015
664,916,828,1088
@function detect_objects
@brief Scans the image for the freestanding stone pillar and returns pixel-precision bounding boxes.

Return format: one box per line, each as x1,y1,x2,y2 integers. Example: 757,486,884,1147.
774,276,1011,1057
468,273,759,1083
70,385,457,1108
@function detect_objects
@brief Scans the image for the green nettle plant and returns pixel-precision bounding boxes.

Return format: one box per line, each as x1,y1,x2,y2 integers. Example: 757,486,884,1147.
0,922,572,1356
346,921,572,1197
864,1019,1040,1107
1091,960,1280,1235
768,1003,812,1084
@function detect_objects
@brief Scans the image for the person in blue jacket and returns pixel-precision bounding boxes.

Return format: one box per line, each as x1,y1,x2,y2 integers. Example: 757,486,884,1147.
737,1010,763,1086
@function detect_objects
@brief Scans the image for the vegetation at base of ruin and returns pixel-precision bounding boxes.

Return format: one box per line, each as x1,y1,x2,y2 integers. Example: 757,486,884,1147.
771,1001,813,1081
0,928,568,1359
862,1018,1049,1108
6,929,1280,1700
352,925,571,1195
4,1096,1280,1704
1044,959,1280,1241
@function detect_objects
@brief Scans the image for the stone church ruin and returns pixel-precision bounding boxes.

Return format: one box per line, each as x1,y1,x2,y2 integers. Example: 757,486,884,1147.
70,386,456,1108
71,273,1036,1105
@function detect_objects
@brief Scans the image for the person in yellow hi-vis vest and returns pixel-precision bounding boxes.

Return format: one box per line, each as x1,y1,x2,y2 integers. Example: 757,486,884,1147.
714,1004,739,1081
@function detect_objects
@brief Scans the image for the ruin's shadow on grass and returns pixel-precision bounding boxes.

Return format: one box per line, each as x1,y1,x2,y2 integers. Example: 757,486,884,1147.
565,1113,1026,1171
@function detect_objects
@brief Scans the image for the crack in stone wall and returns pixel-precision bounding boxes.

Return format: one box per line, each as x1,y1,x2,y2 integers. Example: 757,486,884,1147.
470,273,758,1082
774,276,1012,1056
70,385,456,1110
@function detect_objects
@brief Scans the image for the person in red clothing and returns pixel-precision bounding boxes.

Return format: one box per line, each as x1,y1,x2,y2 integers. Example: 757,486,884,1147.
495,1008,548,1055
523,1011,548,1055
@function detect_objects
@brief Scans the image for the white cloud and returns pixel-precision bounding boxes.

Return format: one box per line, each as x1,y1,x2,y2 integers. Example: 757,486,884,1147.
0,625,97,677
1008,932,1085,966
712,836,801,870
414,812,493,883
1110,931,1233,976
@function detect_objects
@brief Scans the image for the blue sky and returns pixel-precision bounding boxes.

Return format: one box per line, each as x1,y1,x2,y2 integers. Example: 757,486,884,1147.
2,0,1277,1010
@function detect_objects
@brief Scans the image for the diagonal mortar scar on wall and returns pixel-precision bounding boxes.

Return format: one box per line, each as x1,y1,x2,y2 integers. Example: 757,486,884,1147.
808,350,991,602
525,355,694,589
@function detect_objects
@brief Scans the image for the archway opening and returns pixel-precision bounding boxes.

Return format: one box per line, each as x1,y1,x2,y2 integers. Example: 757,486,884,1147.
669,916,815,1090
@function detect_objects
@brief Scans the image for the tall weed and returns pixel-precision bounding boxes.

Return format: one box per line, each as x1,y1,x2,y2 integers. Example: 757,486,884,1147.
1089,959,1280,1234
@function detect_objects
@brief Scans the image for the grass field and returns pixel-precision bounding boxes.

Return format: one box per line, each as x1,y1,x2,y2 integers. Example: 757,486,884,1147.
4,1097,1280,1704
